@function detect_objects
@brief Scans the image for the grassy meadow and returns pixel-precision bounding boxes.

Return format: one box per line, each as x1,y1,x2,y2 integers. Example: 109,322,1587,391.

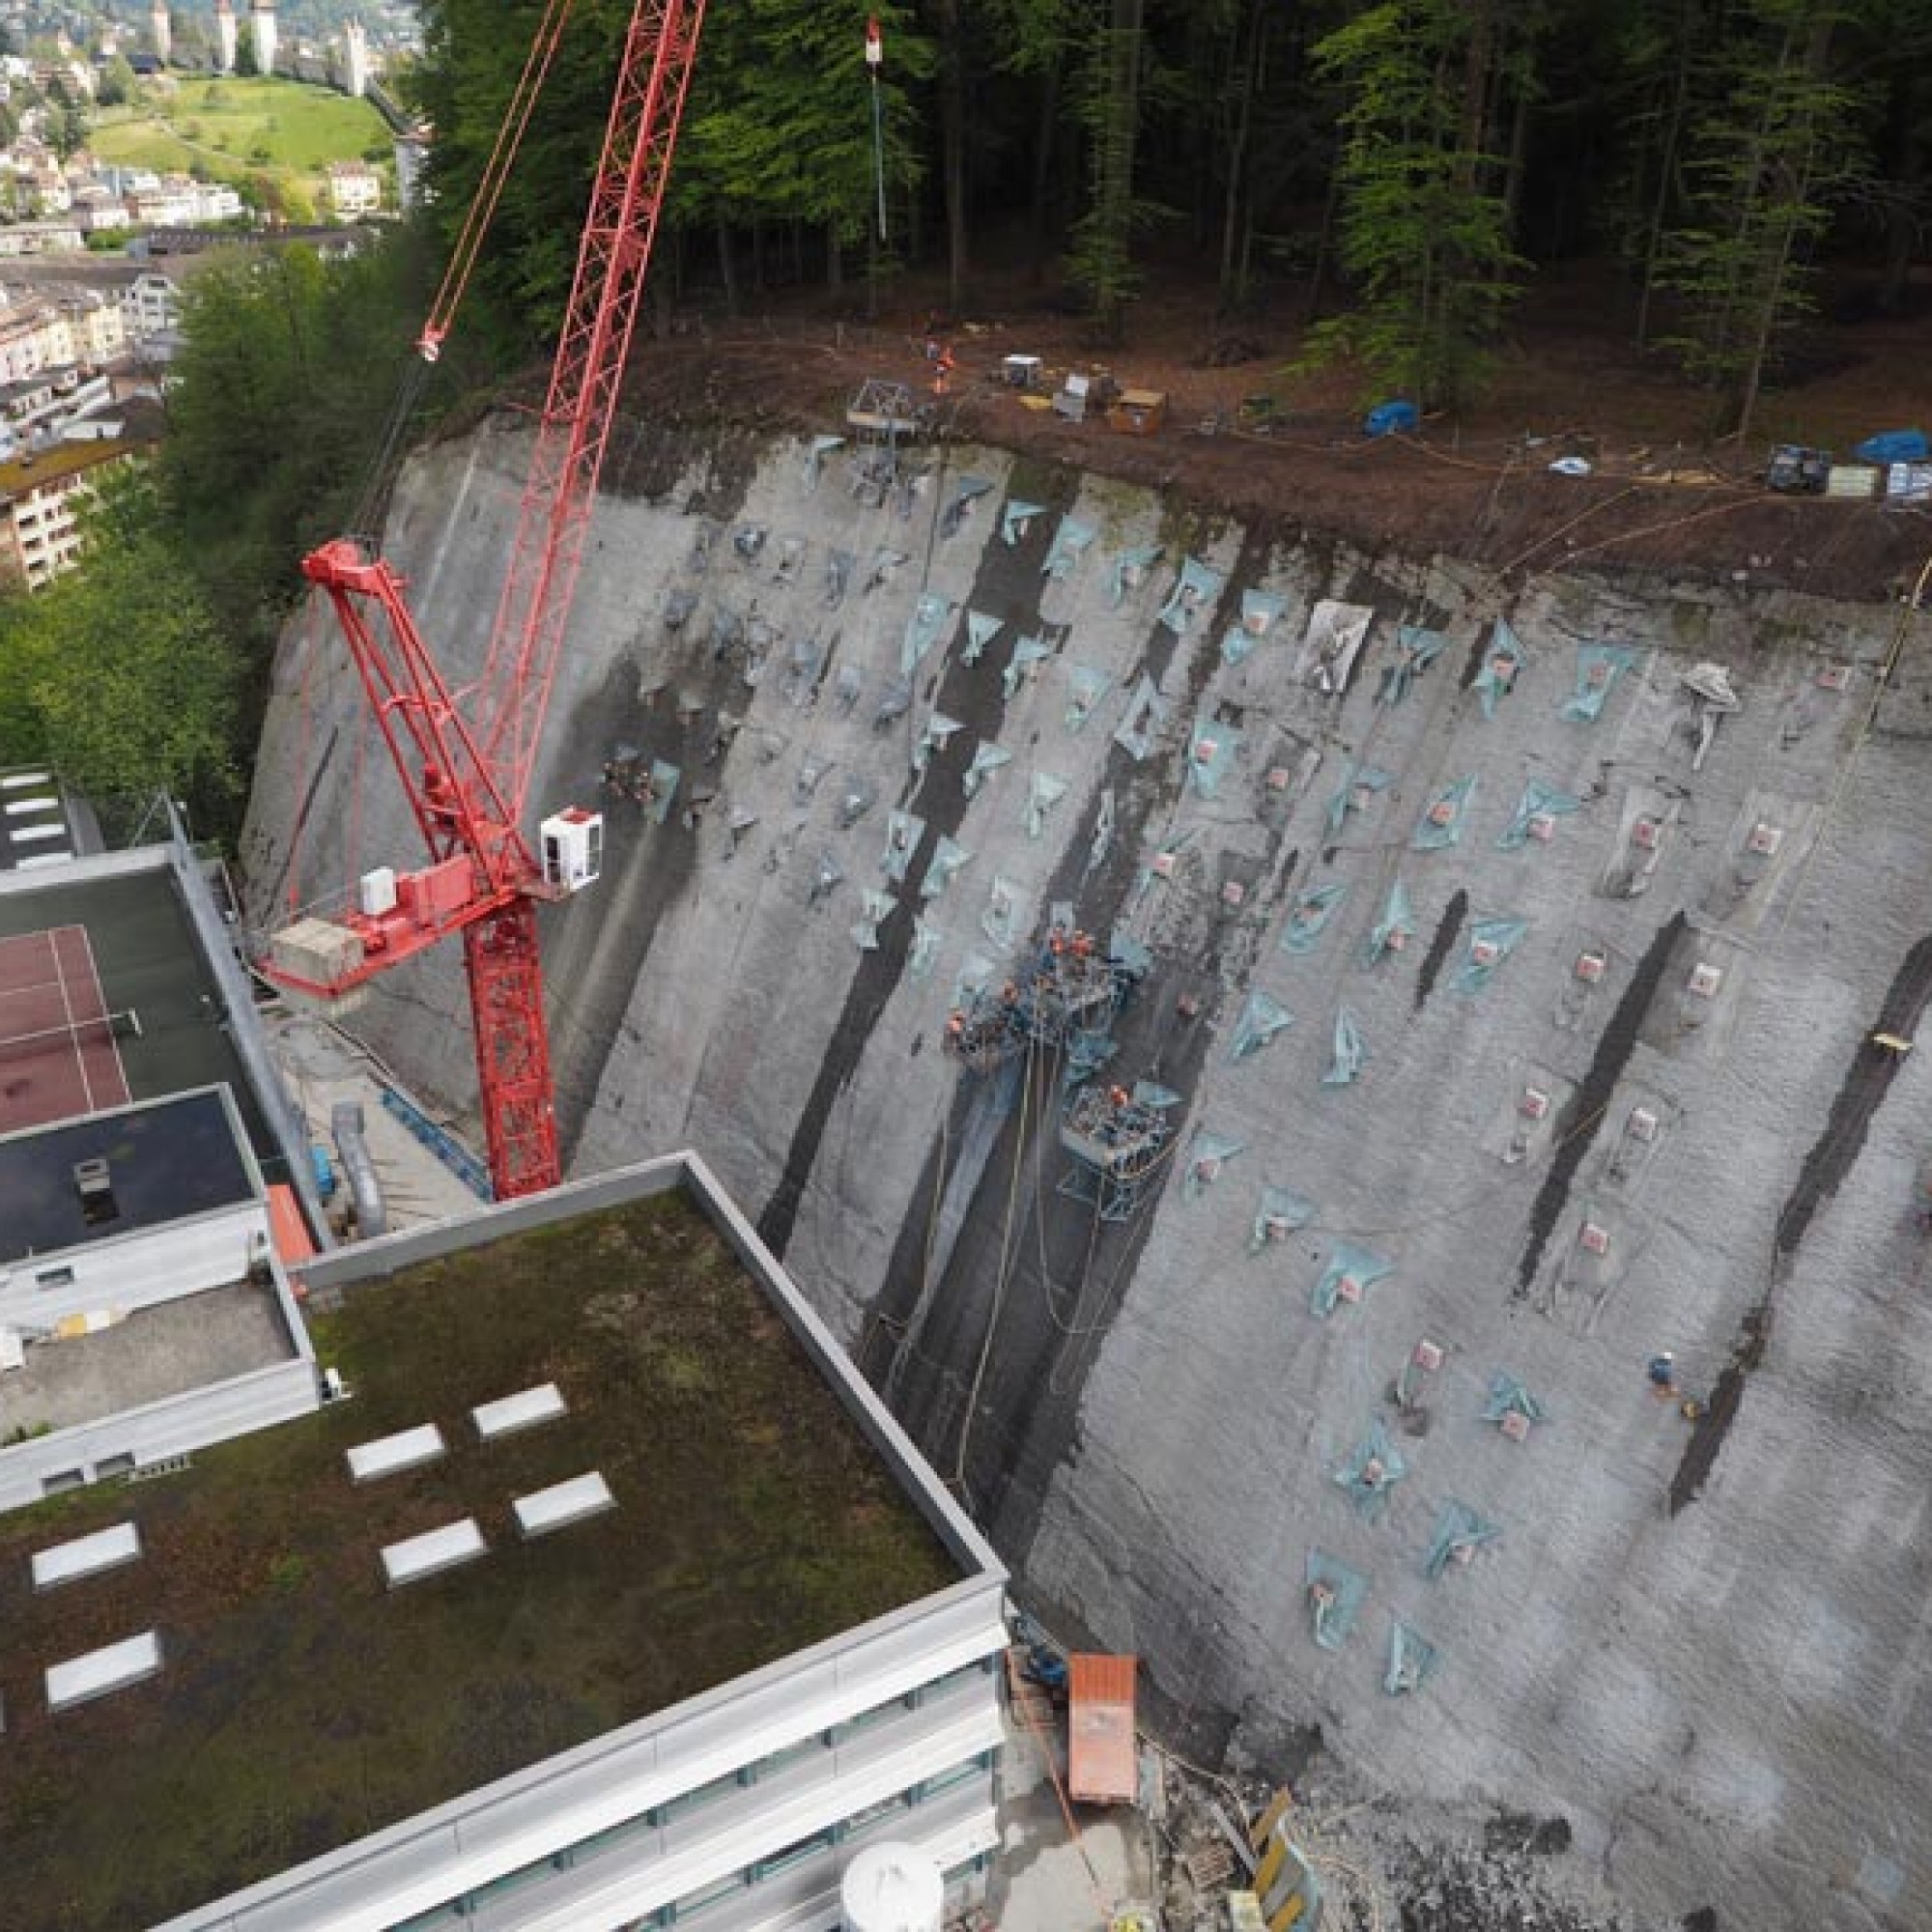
90,75,388,218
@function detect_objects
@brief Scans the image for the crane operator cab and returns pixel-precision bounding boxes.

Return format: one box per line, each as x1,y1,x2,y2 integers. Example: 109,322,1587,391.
540,807,605,892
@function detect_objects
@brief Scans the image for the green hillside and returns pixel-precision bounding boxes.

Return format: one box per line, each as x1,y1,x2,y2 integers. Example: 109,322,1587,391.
92,76,388,217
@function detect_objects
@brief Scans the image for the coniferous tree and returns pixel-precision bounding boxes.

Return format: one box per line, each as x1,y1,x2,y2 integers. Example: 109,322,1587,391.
1850,0,1932,315
982,0,1081,277
674,1,932,300
1656,0,1861,439
1304,0,1525,410
1066,0,1149,343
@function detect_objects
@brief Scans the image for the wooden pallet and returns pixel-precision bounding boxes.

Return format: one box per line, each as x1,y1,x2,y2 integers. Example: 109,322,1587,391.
1184,1840,1237,1889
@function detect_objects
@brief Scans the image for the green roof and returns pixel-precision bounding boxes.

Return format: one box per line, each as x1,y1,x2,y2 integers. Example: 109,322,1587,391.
0,438,138,504
0,1189,960,1930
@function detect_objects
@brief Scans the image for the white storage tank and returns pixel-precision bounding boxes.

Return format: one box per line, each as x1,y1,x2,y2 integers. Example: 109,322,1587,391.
841,1841,945,1932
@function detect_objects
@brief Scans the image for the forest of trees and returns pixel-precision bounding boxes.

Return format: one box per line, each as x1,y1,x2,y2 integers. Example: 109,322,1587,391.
1,0,1926,828
418,0,1931,431
0,235,444,823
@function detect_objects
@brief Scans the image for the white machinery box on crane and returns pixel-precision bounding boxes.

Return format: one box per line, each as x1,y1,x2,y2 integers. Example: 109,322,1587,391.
540,808,604,893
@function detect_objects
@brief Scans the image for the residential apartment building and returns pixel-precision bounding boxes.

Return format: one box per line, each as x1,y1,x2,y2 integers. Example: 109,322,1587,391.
0,438,137,588
0,295,77,381
126,177,244,229
326,157,384,217
0,364,114,440
0,220,86,258
120,268,182,342
52,287,127,360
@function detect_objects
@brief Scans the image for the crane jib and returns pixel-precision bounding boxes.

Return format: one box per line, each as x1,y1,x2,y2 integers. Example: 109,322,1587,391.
268,0,710,1202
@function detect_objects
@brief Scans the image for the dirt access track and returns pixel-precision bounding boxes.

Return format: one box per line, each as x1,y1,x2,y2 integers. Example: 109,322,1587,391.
617,269,1932,607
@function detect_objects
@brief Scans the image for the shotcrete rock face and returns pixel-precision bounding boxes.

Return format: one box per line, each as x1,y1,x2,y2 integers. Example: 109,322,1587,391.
243,422,1932,1931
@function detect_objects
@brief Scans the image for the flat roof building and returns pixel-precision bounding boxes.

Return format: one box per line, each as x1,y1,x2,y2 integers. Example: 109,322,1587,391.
0,1084,316,1513
0,1155,1009,1932
0,828,1009,1932
0,826,334,1512
0,837,313,1181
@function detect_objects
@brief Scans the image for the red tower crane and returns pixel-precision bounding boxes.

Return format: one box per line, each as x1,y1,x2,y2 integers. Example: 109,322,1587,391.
266,0,708,1201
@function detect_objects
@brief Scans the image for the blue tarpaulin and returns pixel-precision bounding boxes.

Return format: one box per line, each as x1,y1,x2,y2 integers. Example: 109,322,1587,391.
1223,587,1288,665
1325,762,1392,836
882,810,924,883
962,742,1011,797
1064,1029,1117,1088
1426,1500,1500,1579
961,610,1002,665
1365,399,1418,437
1307,1550,1368,1649
1043,516,1096,580
1473,618,1527,718
1230,989,1293,1061
1187,717,1240,798
912,711,964,774
1003,635,1054,699
920,837,971,900
1159,556,1224,634
1184,1129,1245,1200
1311,1242,1393,1317
1114,675,1167,761
1002,499,1046,546
1854,429,1928,465
901,592,953,673
851,888,895,952
1378,624,1450,707
1334,1419,1406,1520
1453,917,1528,993
643,759,680,826
1322,1005,1367,1086
1250,1184,1318,1253
1560,643,1638,724
1497,779,1581,851
1065,665,1111,731
1385,1622,1440,1694
909,918,942,980
1281,883,1350,956
981,875,1021,951
1364,876,1414,965
1483,1373,1545,1430
1026,772,1069,838
1413,777,1477,849
1108,544,1162,608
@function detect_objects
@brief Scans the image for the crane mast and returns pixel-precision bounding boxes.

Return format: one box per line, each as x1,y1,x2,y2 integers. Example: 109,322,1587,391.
270,0,709,1201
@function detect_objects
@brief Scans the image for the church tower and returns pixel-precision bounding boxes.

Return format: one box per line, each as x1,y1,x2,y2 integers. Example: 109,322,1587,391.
149,1,171,66
249,0,277,78
342,18,369,99
214,0,236,73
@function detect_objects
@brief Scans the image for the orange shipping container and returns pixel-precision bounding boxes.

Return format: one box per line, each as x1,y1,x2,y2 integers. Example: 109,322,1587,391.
267,1182,319,1267
1067,1653,1138,1804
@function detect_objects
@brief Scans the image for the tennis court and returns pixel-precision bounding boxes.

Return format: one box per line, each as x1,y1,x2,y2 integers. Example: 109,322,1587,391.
0,924,135,1136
